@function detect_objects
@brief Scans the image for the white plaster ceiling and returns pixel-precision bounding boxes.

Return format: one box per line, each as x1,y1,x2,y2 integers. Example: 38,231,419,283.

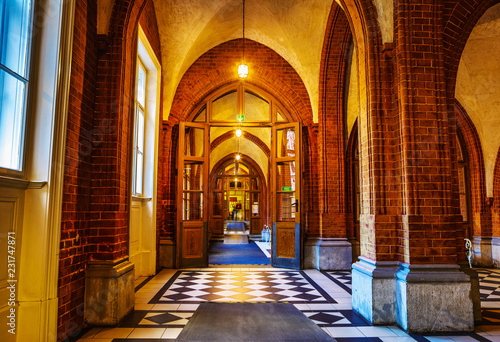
151,0,334,122
456,3,500,197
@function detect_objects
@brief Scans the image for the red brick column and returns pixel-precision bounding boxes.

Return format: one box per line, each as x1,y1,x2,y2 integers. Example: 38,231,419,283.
493,150,500,238
394,1,462,265
317,3,351,240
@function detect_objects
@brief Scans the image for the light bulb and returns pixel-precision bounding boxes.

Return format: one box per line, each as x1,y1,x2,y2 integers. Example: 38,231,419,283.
238,63,248,78
236,129,242,137
236,154,241,160
235,178,238,182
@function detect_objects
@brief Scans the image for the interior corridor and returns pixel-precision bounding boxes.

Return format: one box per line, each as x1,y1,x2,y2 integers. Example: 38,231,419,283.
76,268,500,341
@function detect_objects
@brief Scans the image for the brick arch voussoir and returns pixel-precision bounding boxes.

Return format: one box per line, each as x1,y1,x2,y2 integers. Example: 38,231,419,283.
210,131,270,158
494,149,500,212
455,100,487,213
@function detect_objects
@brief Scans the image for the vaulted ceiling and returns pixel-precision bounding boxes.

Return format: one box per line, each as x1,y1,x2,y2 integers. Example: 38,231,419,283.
151,0,334,122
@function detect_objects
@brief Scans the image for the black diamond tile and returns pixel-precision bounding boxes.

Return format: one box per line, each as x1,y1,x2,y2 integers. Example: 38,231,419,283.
145,312,183,325
295,293,321,301
262,293,290,301
163,293,192,301
288,286,311,293
308,312,345,324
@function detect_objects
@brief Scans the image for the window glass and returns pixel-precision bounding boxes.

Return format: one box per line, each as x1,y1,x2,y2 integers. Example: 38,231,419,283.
0,0,32,171
244,90,269,122
0,70,25,170
135,152,143,194
193,106,206,122
137,109,144,152
0,0,32,77
212,90,237,122
137,63,146,107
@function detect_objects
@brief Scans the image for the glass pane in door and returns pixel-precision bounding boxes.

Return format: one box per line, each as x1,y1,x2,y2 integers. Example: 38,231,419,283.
183,162,203,190
276,161,296,191
183,192,203,220
184,127,204,157
276,128,296,158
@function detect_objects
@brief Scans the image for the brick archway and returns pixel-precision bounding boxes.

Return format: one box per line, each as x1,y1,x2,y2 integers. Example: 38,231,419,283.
167,39,313,126
210,131,270,158
455,100,489,237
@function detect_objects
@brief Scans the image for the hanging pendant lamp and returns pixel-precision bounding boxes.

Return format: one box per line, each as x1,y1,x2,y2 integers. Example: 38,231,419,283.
238,0,248,78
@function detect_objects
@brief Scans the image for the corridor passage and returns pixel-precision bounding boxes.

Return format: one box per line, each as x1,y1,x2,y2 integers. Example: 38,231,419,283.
77,268,500,341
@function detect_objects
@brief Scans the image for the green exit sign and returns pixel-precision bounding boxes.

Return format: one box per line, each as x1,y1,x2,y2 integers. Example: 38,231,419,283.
236,114,245,122
282,186,292,191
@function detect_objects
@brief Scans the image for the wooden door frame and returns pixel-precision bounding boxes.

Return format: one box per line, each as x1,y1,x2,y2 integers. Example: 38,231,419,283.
271,122,302,269
176,122,210,268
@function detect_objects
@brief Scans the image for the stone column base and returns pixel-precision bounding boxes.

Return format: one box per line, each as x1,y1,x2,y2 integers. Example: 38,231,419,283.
316,239,352,270
159,238,176,268
304,238,320,269
460,264,482,325
473,236,493,267
395,264,474,333
85,257,135,325
352,257,399,325
491,237,500,268
304,238,352,270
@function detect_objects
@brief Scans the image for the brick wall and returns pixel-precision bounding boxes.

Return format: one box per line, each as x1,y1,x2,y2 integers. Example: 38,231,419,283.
57,0,162,339
57,0,97,339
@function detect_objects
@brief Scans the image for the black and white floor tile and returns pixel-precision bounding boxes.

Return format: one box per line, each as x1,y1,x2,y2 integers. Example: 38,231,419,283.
77,267,500,342
149,270,335,304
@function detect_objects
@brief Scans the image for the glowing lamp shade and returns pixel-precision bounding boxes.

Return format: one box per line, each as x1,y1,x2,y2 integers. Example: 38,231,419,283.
238,63,248,78
236,154,241,160
235,129,242,137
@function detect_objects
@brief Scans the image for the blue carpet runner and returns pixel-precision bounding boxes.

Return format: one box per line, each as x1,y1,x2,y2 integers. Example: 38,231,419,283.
226,221,245,231
209,241,270,265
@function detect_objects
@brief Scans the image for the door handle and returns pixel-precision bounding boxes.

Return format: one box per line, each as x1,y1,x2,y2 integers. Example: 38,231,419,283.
291,199,299,213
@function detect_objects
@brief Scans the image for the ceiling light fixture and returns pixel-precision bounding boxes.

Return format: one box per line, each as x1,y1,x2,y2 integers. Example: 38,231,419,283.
238,0,248,78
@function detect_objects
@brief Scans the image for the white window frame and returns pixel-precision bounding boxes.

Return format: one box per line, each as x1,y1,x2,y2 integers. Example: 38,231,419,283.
133,58,147,196
0,0,34,176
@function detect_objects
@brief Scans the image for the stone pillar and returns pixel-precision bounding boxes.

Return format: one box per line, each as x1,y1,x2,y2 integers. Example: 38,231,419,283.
473,236,494,266
316,238,352,270
352,257,399,325
395,264,473,333
304,237,320,269
84,257,135,325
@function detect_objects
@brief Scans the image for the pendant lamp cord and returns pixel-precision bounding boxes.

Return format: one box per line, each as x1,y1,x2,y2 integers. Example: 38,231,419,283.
242,0,245,61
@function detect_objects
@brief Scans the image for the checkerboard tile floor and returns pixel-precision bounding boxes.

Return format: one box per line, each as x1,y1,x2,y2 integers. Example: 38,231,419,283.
77,267,500,342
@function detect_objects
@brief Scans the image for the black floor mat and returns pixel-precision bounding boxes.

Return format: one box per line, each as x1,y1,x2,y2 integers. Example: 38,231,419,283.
176,302,336,342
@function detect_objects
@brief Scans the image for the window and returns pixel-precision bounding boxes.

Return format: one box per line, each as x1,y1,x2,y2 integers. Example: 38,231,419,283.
0,0,33,171
133,60,146,195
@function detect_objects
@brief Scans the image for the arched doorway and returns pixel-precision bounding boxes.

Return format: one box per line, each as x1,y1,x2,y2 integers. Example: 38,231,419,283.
208,156,267,238
176,83,302,269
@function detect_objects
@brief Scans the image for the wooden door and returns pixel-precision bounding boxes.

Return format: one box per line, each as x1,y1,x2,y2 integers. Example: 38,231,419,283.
271,122,301,269
177,122,209,268
208,172,224,238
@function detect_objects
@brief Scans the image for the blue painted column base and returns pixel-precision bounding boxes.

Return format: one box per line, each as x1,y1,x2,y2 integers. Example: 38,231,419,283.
351,257,399,325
